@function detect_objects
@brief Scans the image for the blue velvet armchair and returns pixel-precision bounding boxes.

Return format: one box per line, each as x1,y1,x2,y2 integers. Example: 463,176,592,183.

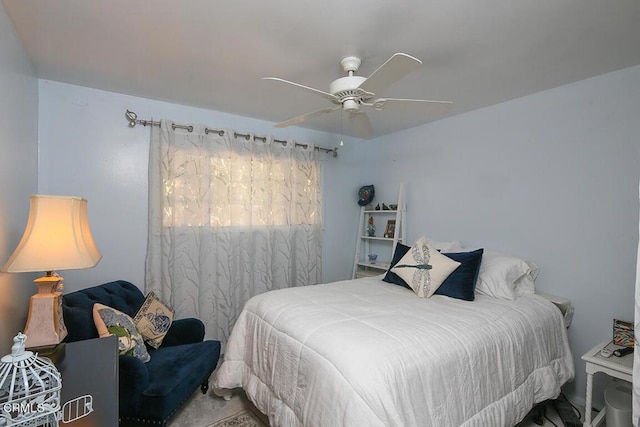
62,280,221,426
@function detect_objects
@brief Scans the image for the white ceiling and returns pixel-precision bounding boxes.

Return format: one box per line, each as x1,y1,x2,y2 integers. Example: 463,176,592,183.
3,0,640,138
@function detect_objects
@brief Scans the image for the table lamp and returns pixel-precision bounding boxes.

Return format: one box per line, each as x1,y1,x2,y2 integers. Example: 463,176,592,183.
2,195,102,349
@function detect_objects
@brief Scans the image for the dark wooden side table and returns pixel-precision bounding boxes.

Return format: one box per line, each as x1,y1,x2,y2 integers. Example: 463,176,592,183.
56,335,119,426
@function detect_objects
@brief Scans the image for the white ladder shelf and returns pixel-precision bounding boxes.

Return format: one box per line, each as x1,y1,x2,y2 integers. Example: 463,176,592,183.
352,184,406,279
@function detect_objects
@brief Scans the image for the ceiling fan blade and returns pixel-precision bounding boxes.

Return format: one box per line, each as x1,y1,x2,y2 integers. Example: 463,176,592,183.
349,111,373,138
357,53,422,95
262,77,338,102
371,98,453,115
273,106,341,128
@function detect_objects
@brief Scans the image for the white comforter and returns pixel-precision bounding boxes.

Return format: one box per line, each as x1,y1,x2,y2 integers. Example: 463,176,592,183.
214,276,574,427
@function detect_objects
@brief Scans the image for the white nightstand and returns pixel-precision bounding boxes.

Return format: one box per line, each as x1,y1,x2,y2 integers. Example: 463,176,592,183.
581,340,633,427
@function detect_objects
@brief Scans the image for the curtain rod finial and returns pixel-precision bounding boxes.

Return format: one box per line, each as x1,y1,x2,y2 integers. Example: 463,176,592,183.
126,110,137,127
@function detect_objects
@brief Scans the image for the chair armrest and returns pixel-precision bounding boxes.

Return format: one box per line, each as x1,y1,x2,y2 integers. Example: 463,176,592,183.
161,318,205,346
118,355,149,415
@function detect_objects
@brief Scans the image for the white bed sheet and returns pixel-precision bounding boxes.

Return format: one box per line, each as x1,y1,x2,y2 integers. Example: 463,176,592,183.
214,276,574,427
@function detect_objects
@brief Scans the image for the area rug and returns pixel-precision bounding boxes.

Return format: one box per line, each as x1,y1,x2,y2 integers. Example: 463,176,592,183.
166,387,268,427
206,407,267,427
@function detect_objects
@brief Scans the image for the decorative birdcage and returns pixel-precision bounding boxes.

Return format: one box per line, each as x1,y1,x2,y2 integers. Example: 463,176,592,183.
0,333,62,427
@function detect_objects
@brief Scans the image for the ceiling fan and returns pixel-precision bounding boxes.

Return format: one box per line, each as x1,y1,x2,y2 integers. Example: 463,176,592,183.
263,53,452,138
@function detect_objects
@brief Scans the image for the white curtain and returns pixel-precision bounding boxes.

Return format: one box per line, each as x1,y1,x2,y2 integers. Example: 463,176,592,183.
145,120,322,341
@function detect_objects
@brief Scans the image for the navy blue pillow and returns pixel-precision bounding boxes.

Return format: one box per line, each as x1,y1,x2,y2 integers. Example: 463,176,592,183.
434,249,484,301
382,243,411,289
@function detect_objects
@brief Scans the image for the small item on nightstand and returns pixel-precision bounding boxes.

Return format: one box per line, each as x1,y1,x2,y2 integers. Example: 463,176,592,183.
600,347,614,358
613,347,634,357
375,203,380,210
382,203,389,210
613,319,634,347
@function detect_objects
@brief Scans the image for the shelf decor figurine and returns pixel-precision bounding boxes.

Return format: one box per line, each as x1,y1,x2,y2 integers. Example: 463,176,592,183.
367,217,376,236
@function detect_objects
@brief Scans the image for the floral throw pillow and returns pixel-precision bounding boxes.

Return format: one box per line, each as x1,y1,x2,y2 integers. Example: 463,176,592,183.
133,292,174,349
93,303,150,362
391,236,461,298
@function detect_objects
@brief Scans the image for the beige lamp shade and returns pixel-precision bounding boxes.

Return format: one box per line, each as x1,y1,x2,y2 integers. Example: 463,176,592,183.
2,195,102,273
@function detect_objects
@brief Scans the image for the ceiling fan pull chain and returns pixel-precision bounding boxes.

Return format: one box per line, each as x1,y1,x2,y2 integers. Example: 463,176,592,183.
340,110,344,147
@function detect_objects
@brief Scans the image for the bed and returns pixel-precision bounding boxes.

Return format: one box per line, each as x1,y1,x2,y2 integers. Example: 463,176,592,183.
214,237,574,427
213,253,574,426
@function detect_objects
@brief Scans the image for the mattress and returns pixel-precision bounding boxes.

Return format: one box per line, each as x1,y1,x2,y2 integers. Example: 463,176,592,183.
213,276,574,426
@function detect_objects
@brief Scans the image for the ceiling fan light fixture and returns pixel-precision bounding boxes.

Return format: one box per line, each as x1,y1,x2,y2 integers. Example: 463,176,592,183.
343,99,359,112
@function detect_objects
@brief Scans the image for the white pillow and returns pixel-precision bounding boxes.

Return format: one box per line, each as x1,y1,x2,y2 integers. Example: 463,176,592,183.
391,237,461,298
475,250,539,300
427,238,463,252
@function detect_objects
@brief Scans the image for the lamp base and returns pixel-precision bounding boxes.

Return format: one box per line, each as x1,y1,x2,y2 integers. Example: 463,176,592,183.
34,273,63,294
24,274,68,348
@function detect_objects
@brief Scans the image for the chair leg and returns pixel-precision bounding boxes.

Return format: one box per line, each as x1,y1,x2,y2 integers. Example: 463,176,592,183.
201,380,209,394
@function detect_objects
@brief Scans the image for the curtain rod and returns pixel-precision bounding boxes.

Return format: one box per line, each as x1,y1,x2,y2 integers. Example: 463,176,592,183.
125,110,338,158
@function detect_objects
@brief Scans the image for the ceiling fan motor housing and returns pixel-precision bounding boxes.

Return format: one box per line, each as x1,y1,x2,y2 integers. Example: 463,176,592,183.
329,76,371,111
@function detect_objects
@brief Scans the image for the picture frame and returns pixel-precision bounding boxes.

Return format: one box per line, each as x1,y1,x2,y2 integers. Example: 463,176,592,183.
384,220,396,238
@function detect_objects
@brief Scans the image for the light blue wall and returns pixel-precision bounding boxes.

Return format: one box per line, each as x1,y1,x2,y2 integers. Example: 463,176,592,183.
0,4,39,354
361,65,640,406
37,80,360,291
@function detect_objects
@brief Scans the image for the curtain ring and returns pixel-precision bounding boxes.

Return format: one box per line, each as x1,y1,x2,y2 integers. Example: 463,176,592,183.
205,128,225,136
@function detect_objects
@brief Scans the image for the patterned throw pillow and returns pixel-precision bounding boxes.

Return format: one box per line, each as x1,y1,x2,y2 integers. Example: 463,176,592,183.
391,237,461,298
93,303,151,362
133,292,174,349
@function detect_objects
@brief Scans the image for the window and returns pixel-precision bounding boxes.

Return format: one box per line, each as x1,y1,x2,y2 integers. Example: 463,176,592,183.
162,148,320,228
